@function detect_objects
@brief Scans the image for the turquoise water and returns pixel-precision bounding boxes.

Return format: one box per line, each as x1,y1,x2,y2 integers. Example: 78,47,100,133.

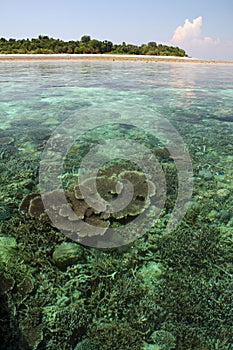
0,61,232,349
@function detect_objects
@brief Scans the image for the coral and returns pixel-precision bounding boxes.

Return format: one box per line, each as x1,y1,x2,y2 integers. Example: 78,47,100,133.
0,235,17,264
86,321,143,350
4,201,232,350
0,295,31,350
0,136,14,146
0,205,11,220
0,241,42,350
143,344,160,350
52,242,83,270
19,189,109,239
19,319,44,350
28,196,46,219
110,170,155,219
2,112,232,350
19,193,40,213
74,338,97,350
0,145,18,160
0,136,16,160
14,276,34,304
138,261,163,289
40,303,92,350
150,330,176,350
0,272,15,295
20,166,157,245
151,219,233,349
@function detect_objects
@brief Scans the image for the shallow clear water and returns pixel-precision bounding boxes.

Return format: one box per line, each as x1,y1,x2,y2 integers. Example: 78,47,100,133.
0,61,232,349
1,61,232,126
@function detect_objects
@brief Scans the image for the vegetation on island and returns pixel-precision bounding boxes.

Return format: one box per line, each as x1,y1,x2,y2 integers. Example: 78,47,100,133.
0,35,187,56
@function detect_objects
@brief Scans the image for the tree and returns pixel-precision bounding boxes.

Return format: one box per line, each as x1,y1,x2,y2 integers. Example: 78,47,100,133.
0,35,187,56
148,41,157,48
81,35,91,43
101,40,113,53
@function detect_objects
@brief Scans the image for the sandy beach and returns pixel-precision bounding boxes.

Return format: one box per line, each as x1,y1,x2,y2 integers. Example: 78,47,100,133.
0,53,232,64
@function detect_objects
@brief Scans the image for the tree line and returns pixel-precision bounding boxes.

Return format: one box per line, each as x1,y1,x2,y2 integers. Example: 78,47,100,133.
0,35,187,56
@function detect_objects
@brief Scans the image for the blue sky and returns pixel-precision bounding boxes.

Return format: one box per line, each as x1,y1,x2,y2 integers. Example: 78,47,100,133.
1,0,233,59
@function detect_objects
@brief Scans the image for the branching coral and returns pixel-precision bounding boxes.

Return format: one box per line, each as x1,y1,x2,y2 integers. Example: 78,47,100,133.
86,321,143,350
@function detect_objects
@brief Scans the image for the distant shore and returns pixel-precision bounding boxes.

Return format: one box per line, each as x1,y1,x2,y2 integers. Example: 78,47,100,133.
0,54,232,64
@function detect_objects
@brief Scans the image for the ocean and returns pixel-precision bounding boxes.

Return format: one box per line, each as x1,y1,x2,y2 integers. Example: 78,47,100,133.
0,60,232,350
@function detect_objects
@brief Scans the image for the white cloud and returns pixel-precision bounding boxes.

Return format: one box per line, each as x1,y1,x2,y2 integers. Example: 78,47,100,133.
171,16,219,46
172,16,202,42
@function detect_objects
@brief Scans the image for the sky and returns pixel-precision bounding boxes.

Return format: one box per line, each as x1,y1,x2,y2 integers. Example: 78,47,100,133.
0,0,233,60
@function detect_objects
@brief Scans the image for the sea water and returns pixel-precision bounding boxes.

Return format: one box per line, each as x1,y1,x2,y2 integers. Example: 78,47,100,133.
0,60,232,349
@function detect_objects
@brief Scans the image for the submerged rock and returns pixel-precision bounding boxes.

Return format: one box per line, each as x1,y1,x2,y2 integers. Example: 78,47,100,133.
52,242,83,270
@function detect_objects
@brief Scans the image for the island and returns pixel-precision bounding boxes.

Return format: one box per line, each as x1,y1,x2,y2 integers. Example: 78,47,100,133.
0,35,187,57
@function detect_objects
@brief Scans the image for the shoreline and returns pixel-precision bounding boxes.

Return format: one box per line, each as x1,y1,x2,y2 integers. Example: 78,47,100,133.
0,54,232,64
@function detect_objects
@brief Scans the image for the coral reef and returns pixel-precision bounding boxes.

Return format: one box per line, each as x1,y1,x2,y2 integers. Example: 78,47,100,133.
2,128,231,350
150,330,176,350
86,322,143,350
52,242,84,270
0,65,232,350
19,165,157,245
0,136,14,146
0,205,11,220
74,338,97,350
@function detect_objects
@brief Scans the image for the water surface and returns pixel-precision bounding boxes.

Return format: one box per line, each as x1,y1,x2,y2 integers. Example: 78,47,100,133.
0,61,232,350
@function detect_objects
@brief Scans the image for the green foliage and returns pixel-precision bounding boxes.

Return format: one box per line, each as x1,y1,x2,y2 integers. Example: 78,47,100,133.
0,35,187,56
81,35,91,43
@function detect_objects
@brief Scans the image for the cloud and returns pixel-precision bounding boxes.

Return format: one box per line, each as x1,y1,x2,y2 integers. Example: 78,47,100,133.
171,16,219,46
172,16,202,42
